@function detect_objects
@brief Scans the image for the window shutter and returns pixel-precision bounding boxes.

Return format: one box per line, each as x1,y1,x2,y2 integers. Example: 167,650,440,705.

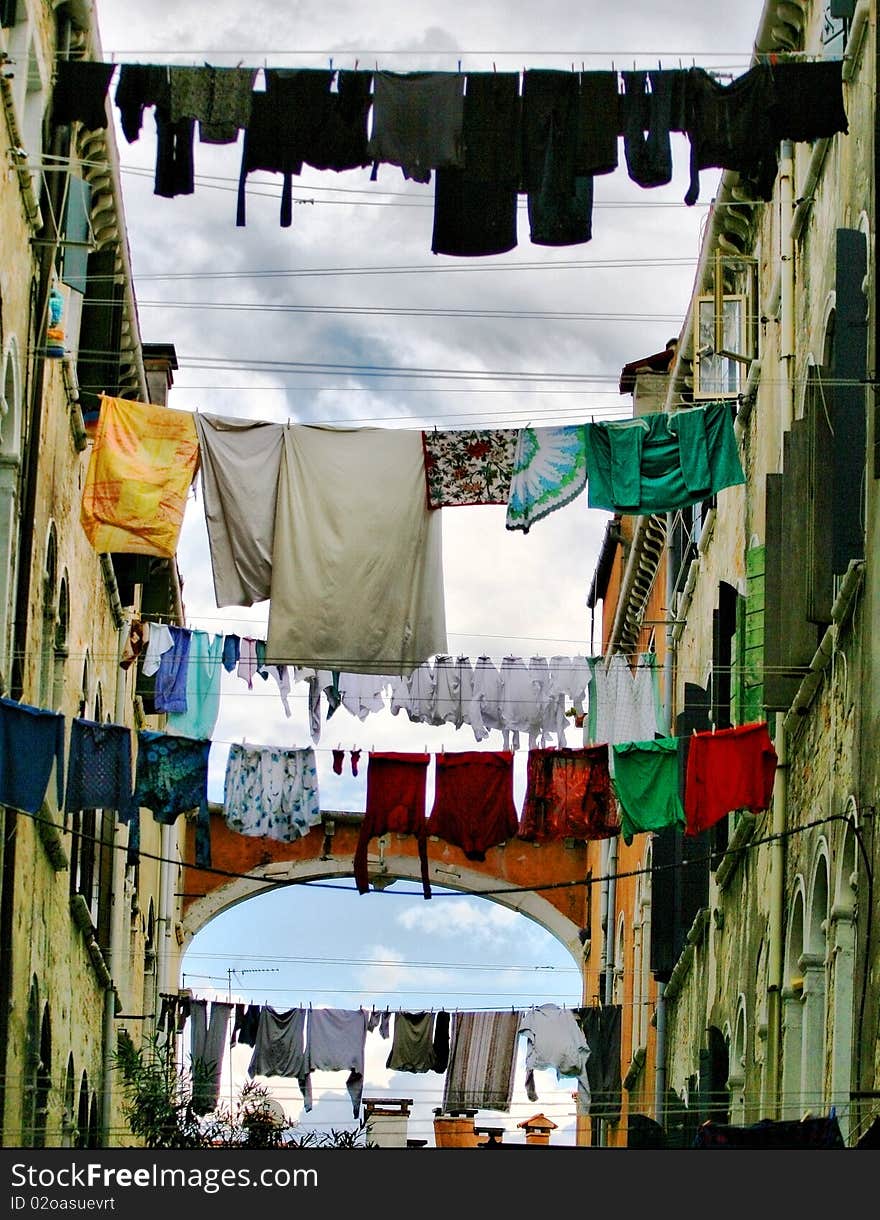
806,366,834,623
832,228,867,572
764,424,818,710
60,177,92,295
76,248,124,421
737,544,765,722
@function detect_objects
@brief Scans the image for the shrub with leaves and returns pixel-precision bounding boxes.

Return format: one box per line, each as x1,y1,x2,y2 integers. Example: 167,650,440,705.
114,1032,370,1149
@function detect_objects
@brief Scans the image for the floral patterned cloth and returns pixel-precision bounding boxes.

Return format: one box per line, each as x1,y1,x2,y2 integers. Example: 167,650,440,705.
505,424,588,533
421,428,519,509
125,730,211,868
223,742,321,842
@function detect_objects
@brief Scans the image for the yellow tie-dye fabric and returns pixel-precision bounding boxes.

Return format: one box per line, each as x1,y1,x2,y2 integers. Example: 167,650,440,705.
81,395,200,558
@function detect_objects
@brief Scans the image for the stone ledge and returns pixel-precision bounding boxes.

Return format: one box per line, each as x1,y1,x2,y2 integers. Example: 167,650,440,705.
37,805,69,872
715,812,757,892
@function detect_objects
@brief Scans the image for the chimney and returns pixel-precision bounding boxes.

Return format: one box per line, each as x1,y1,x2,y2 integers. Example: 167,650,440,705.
363,1097,413,1149
517,1113,558,1146
142,342,179,407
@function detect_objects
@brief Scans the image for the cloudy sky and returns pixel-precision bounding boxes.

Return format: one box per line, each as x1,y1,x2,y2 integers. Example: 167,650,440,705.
92,0,767,1144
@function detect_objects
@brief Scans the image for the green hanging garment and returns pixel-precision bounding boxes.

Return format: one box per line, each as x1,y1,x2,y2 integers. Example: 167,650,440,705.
584,400,745,514
611,736,685,845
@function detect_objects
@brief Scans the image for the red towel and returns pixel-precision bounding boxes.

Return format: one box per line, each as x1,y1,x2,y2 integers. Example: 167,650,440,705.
684,721,778,836
427,750,519,861
354,752,431,898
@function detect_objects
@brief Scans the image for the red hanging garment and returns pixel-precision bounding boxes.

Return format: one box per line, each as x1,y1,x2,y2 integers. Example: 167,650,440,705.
427,750,519,861
684,721,778,836
518,745,620,842
354,752,431,898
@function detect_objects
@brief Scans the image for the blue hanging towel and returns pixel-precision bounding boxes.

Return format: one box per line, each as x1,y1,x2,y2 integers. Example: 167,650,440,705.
0,696,65,814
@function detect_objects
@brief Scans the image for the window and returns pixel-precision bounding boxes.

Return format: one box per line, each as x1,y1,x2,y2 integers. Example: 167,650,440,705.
694,294,748,400
39,527,57,708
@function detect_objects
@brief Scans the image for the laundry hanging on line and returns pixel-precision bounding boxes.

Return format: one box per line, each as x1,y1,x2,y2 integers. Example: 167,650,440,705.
82,397,745,678
56,58,849,247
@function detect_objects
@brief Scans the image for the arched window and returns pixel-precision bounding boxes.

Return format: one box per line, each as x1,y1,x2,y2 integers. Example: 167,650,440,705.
52,575,70,712
87,1093,99,1150
801,851,830,1115
21,980,51,1147
76,1072,89,1149
70,651,98,921
782,886,806,1119
0,339,23,688
703,1025,730,1124
612,913,626,1009
33,1005,52,1148
38,527,58,707
830,810,858,1141
62,1054,76,1148
21,977,40,1146
729,999,747,1124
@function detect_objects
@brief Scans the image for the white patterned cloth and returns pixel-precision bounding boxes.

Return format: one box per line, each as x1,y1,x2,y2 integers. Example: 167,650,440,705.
223,742,320,841
505,425,588,533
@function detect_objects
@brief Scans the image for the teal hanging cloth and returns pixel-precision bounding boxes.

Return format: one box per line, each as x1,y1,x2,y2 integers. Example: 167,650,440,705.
611,736,685,845
584,400,745,514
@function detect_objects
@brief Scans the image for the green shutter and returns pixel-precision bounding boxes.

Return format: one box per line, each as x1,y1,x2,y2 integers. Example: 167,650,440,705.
737,544,765,723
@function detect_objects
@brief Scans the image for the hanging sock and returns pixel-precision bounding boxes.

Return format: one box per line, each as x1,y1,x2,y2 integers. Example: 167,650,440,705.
332,749,345,775
350,749,361,777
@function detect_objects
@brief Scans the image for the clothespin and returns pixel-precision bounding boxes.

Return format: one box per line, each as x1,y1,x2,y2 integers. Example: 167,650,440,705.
329,56,333,72
354,59,359,71
492,62,496,73
457,59,461,73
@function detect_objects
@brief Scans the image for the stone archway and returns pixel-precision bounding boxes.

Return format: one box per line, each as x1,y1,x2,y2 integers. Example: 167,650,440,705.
180,810,592,982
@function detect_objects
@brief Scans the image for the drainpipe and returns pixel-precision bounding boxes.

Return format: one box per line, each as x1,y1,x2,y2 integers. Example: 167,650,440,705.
765,711,787,1118
778,140,795,450
100,617,131,1145
603,837,618,1010
663,515,676,735
654,981,667,1126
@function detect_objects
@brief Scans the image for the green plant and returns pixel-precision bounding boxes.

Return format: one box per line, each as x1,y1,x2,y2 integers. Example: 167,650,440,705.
114,1032,371,1149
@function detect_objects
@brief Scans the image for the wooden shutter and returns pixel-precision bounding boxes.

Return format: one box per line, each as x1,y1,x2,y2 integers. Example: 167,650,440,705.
736,544,765,723
76,248,124,420
764,423,819,710
806,365,834,624
832,228,867,572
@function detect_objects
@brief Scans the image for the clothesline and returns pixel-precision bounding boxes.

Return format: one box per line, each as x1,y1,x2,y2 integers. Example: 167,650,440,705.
165,995,613,1121
0,690,777,885
81,396,746,677
50,56,849,247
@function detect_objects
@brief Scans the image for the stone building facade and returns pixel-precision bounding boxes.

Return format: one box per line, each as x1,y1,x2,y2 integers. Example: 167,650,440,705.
0,0,184,1147
589,0,878,1145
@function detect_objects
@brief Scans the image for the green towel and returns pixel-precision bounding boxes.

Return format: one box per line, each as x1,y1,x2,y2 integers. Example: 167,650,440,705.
611,737,685,845
585,400,745,514
607,420,648,509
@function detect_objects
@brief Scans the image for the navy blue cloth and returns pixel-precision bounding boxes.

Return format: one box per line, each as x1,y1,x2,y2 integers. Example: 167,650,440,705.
64,718,133,813
153,626,192,714
53,60,116,130
222,633,240,673
126,730,211,867
0,696,65,814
